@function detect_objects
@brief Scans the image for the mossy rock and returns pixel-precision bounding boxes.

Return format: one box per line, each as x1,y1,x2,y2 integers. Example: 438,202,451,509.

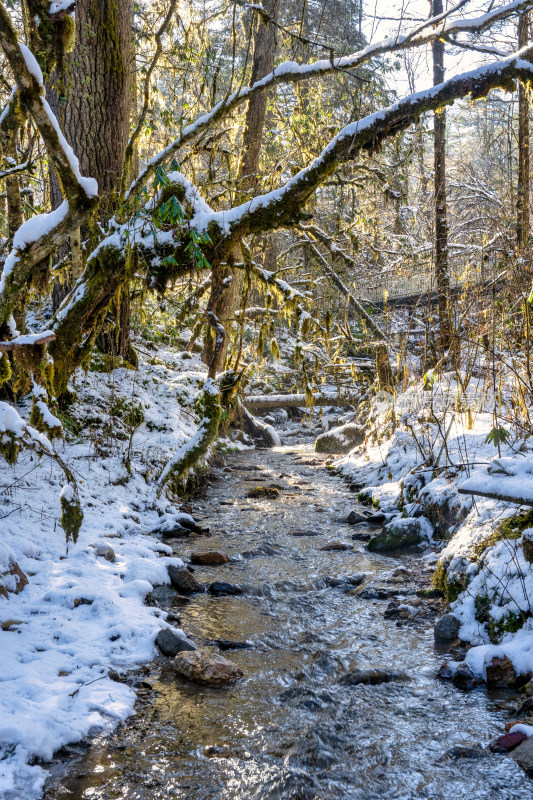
315,423,365,455
247,486,279,499
367,517,422,552
472,508,533,560
432,561,468,604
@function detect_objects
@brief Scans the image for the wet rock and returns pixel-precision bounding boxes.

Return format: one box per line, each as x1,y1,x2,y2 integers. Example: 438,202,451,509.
290,529,320,537
367,517,423,552
517,697,533,716
346,510,369,525
351,531,372,541
366,511,386,523
437,661,455,680
354,585,399,600
156,628,197,657
445,745,486,760
207,581,243,597
160,525,190,538
315,422,365,454
510,735,533,775
173,648,243,686
204,744,235,758
383,601,415,621
452,663,484,690
241,544,277,558
321,574,365,589
93,544,115,562
247,486,279,499
319,542,352,552
167,566,202,594
489,731,528,753
208,639,252,651
190,550,230,566
434,614,460,642
338,667,409,686
486,655,532,689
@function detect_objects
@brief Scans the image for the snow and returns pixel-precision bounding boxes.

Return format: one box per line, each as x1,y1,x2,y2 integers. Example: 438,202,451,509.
0,203,69,296
0,345,211,797
335,368,533,685
19,42,43,85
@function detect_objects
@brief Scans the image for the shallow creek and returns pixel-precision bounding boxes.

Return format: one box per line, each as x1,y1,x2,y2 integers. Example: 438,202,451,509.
44,444,533,799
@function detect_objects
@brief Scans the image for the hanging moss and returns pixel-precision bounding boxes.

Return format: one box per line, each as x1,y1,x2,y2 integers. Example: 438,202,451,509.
60,492,84,547
0,434,20,466
0,353,12,387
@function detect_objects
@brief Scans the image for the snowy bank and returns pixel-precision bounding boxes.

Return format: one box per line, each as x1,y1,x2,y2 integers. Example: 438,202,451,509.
0,346,210,799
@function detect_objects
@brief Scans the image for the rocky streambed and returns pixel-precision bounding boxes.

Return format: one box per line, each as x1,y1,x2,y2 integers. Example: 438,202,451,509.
43,444,533,799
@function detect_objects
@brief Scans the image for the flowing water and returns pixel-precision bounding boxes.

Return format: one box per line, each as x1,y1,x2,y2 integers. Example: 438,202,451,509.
44,443,533,800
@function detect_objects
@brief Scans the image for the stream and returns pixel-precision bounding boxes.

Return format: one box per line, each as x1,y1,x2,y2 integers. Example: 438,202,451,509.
43,442,533,800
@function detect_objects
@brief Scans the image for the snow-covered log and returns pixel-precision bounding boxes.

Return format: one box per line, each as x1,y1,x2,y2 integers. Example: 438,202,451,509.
243,393,355,410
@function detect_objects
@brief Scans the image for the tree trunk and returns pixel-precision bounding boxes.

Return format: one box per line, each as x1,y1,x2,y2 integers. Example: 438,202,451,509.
432,0,451,357
48,0,133,358
202,0,280,371
517,11,530,250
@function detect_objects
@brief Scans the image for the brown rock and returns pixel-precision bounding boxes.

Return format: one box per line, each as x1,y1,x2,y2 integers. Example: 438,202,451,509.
486,655,532,689
190,550,230,566
167,566,202,594
173,648,244,686
0,562,29,598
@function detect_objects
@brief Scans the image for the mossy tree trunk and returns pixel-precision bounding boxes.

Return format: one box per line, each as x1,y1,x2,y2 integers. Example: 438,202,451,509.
48,0,134,360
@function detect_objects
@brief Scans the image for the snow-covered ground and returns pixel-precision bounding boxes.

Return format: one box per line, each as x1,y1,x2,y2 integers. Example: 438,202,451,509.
0,345,212,799
335,370,533,688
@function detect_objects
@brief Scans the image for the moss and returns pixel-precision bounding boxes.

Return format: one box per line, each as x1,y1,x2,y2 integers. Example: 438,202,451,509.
357,489,373,506
29,401,62,439
0,435,20,466
432,561,467,604
247,486,279,499
60,494,84,547
472,509,533,560
0,353,12,387
162,384,222,497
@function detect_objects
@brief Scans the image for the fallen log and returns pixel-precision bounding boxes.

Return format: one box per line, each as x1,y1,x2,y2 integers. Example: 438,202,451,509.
243,393,355,411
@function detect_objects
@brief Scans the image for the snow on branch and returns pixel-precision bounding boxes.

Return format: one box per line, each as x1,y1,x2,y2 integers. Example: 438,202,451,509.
0,331,55,352
0,2,99,326
122,0,533,210
192,46,533,244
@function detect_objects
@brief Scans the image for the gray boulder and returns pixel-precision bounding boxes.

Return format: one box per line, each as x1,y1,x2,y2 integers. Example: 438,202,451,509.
434,614,460,641
156,628,197,657
315,423,365,455
511,735,533,776
367,517,423,552
94,544,115,562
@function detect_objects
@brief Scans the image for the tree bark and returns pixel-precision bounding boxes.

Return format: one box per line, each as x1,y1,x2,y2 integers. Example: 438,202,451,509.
432,0,451,358
517,11,530,250
48,0,133,359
